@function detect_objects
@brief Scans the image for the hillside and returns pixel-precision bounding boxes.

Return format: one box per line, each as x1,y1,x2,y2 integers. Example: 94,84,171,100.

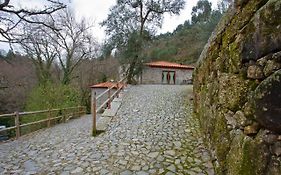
144,5,224,64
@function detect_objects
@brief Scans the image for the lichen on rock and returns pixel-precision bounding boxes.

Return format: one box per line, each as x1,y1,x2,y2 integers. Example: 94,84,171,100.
193,0,281,174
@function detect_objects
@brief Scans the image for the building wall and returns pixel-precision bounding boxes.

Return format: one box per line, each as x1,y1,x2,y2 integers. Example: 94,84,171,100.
141,66,193,84
91,88,117,113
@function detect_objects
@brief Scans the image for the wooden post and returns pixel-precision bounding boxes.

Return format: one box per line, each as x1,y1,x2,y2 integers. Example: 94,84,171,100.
107,88,111,109
116,83,119,98
78,106,81,117
62,109,66,123
92,92,97,135
47,109,51,127
79,106,84,117
82,106,85,115
15,111,20,139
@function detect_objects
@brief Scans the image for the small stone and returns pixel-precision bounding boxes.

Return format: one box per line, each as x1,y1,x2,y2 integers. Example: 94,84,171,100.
244,122,260,135
175,159,181,165
92,167,101,172
132,151,139,155
159,169,165,174
263,134,278,144
54,163,62,167
131,165,141,171
243,102,254,118
23,160,39,172
64,166,75,171
120,170,133,175
86,167,91,172
148,152,159,158
136,171,149,175
257,57,268,67
133,109,140,112
263,60,281,76
272,51,281,62
225,111,237,128
271,142,281,156
142,165,149,171
61,171,70,175
100,169,109,174
164,150,176,156
277,135,281,141
167,164,176,172
206,168,215,175
71,167,83,174
192,167,202,172
173,141,182,148
233,110,251,127
157,155,165,161
118,160,128,166
247,65,264,79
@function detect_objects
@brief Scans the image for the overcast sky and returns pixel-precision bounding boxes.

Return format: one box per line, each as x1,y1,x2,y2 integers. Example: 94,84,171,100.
0,0,220,51
71,0,220,42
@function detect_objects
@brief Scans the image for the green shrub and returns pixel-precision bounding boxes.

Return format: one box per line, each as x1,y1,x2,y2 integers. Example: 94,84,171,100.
25,82,81,111
19,83,82,134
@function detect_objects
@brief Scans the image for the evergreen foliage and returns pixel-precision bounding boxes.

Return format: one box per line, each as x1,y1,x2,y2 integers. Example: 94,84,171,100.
144,0,232,64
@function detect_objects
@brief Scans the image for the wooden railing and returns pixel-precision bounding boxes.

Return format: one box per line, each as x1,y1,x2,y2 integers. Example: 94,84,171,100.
92,77,126,135
0,106,86,139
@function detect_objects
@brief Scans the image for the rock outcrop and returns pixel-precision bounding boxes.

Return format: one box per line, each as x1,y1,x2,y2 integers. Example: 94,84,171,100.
193,0,281,174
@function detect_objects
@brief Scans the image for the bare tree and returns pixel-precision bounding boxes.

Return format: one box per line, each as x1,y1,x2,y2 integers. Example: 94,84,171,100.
53,9,97,85
0,54,37,113
19,23,58,84
0,0,65,43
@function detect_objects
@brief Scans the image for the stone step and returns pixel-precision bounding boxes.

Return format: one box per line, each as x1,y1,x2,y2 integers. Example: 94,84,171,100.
96,116,112,131
102,100,122,117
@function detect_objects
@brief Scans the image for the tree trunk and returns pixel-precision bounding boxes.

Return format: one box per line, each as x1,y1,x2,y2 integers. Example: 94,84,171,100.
127,57,137,84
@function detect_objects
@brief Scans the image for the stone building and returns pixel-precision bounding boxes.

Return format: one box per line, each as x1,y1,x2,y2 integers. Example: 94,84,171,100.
141,61,194,84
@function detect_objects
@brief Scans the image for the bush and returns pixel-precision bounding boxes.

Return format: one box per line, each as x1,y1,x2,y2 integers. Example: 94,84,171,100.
25,82,81,111
20,83,82,134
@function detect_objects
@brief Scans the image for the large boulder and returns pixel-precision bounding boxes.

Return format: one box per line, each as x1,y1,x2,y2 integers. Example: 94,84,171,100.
253,70,281,133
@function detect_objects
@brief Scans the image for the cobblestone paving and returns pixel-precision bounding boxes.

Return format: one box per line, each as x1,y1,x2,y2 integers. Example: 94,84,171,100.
0,85,214,175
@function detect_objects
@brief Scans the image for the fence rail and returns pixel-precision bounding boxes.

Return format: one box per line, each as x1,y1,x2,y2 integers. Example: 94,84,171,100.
92,77,126,135
0,106,86,139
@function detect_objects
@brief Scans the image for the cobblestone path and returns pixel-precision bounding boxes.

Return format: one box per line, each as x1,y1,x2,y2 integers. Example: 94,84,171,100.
0,85,214,175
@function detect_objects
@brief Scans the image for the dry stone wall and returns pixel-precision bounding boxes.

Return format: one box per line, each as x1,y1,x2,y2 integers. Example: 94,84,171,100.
193,0,281,174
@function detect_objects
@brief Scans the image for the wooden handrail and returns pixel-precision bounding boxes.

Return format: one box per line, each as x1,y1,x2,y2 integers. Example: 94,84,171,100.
0,106,85,118
96,86,115,100
0,106,86,140
92,77,126,135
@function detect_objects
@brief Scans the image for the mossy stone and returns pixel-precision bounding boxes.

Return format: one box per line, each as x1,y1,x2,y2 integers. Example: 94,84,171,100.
218,73,250,111
226,131,269,175
253,70,281,133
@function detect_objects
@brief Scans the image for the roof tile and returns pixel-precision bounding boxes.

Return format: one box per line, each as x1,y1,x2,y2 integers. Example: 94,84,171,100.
90,82,124,89
145,61,194,69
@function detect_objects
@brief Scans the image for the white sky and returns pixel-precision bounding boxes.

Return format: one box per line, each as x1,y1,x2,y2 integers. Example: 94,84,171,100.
0,0,220,51
71,0,220,43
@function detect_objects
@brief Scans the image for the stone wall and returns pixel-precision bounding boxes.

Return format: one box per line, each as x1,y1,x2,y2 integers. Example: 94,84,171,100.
193,0,281,174
141,67,193,84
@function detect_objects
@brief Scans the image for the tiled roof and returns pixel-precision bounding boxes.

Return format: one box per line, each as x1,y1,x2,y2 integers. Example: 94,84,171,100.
90,82,123,89
145,61,194,69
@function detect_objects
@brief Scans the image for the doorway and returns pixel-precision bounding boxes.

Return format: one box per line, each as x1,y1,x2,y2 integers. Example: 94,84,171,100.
162,71,175,84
